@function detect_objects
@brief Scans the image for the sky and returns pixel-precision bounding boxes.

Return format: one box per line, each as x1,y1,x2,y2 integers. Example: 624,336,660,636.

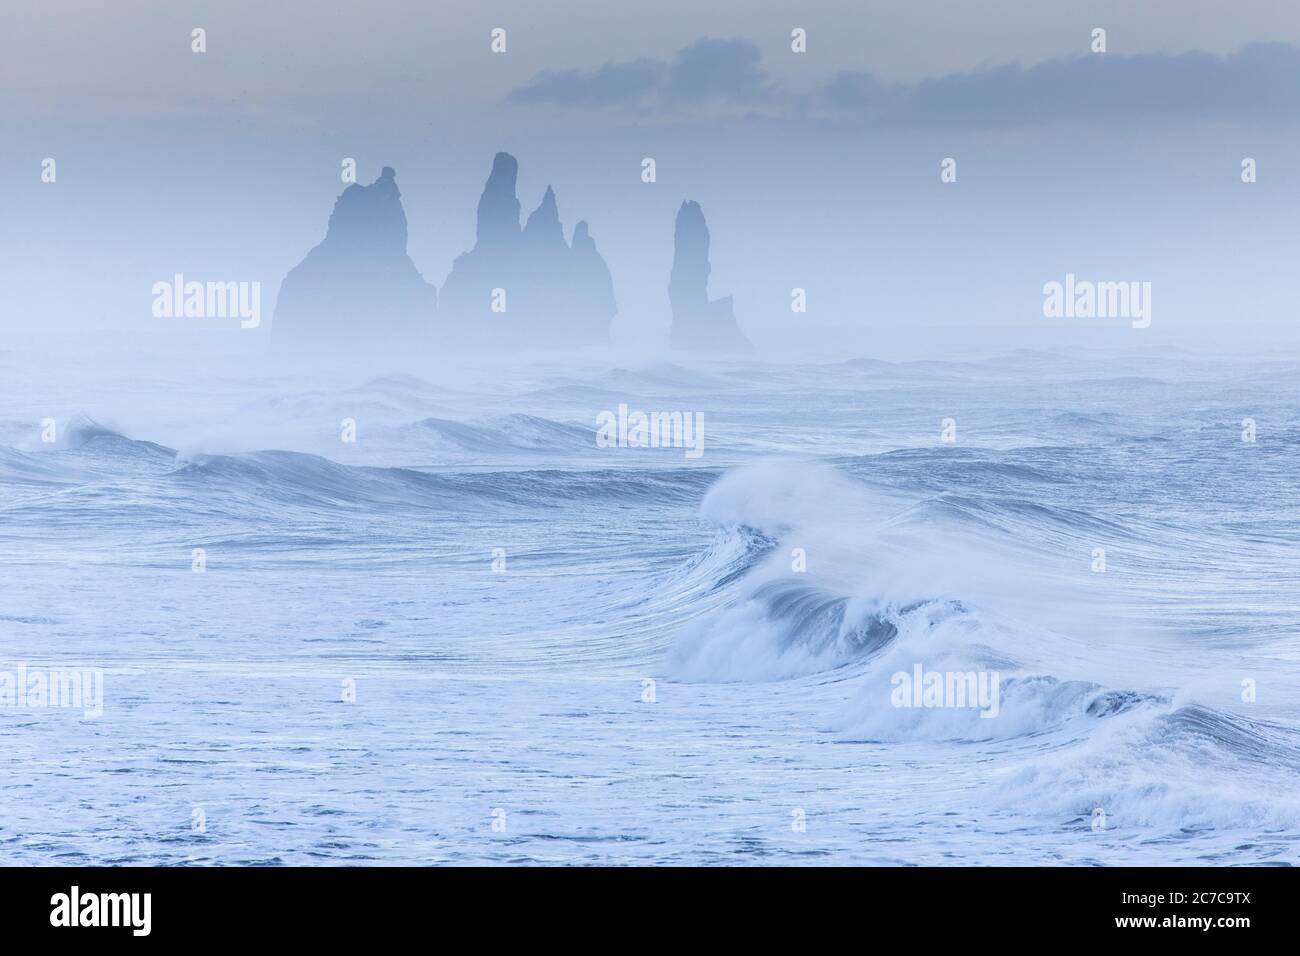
3,0,1299,359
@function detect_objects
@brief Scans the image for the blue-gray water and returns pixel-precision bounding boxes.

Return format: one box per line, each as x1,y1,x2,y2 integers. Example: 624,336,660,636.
1,348,1297,864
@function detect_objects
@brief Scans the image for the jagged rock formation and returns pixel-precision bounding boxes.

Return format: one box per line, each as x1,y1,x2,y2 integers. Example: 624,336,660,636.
274,167,436,354
438,152,616,348
668,200,752,353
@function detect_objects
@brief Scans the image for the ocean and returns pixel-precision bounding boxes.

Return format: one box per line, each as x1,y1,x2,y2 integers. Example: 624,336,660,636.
1,346,1297,865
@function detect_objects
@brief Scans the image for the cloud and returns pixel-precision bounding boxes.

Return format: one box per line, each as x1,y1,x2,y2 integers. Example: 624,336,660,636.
665,38,770,102
508,58,667,108
509,37,771,110
820,42,1300,128
510,39,1300,127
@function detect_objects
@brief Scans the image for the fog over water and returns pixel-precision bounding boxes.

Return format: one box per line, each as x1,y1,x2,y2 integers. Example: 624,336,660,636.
2,2,1298,866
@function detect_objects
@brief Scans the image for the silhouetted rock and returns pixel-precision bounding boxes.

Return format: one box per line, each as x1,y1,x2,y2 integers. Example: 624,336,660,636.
274,167,436,355
569,221,617,340
439,152,616,349
476,152,522,248
668,200,752,353
523,185,564,249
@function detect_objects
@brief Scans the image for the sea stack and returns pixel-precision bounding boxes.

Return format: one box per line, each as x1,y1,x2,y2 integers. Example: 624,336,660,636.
273,167,437,355
438,152,616,349
668,200,752,353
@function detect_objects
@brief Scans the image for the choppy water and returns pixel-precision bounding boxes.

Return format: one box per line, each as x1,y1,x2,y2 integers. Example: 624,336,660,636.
1,347,1298,865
